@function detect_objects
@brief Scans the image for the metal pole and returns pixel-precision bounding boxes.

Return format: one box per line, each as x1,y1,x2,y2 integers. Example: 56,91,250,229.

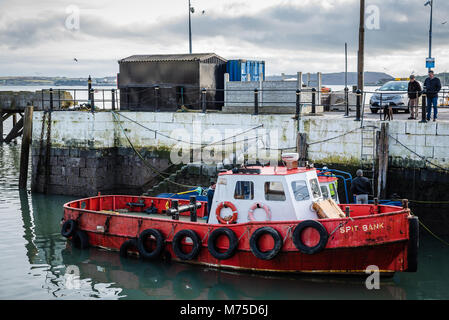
357,0,365,92
355,89,361,121
254,88,259,115
201,88,207,113
420,91,427,123
155,86,159,112
90,88,95,113
311,88,316,114
190,196,197,222
296,89,301,132
188,0,192,54
345,42,349,117
49,88,53,112
111,89,116,110
428,0,433,72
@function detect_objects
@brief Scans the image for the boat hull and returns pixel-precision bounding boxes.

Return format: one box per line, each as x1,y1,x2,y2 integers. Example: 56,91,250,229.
62,195,417,274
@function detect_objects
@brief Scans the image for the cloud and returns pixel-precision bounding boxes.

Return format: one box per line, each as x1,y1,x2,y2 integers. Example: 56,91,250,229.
0,0,448,76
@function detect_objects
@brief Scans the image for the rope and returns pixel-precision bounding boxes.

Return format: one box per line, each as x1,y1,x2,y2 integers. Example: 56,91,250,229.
283,225,294,243
419,219,449,247
238,226,251,242
329,217,354,240
111,111,197,189
111,111,263,148
388,133,449,173
308,127,361,146
202,227,212,243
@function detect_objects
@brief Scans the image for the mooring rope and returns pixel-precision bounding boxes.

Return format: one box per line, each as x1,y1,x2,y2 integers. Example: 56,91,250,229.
111,111,263,148
111,111,196,189
388,133,449,173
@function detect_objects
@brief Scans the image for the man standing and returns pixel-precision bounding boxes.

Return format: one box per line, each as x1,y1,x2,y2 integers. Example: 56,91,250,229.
350,169,372,204
424,70,442,121
407,75,422,120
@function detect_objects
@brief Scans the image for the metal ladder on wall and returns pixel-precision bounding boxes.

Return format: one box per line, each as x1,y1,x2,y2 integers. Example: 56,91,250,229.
360,125,377,197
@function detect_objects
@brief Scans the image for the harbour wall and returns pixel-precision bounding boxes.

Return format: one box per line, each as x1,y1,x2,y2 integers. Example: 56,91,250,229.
30,112,449,195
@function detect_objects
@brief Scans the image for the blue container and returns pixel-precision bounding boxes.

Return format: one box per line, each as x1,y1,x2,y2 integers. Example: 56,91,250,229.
226,60,265,82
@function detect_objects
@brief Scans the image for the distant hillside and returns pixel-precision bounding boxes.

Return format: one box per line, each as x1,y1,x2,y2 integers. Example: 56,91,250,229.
266,72,394,86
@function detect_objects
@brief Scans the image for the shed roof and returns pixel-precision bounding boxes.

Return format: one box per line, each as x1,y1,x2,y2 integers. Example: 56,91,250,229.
118,53,227,64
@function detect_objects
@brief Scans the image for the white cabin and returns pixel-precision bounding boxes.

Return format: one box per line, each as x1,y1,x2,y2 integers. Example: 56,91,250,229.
208,166,325,224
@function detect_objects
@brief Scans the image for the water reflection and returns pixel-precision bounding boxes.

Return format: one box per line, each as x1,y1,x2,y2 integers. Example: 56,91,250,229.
1,141,448,300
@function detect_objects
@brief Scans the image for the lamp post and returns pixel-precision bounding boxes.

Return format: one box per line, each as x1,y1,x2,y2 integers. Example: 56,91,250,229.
188,0,194,54
425,0,434,71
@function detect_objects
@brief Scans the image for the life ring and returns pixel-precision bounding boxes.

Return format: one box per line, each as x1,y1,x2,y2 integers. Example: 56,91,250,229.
216,201,238,224
72,230,89,249
137,228,164,260
207,228,238,260
120,239,138,258
292,220,328,255
249,227,283,260
172,229,201,261
61,219,78,238
248,203,271,222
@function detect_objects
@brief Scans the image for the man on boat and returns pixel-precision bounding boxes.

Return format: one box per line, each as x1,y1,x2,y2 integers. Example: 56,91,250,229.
350,169,372,204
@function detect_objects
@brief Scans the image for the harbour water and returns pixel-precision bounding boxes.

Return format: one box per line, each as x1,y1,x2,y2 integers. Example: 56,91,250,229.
1,139,449,300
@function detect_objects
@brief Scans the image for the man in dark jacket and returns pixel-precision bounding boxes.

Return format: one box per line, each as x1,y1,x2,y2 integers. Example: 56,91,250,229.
408,75,422,119
350,169,372,204
424,70,442,121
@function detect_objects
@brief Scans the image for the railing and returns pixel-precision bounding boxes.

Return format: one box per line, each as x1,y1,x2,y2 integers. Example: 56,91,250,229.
35,86,449,123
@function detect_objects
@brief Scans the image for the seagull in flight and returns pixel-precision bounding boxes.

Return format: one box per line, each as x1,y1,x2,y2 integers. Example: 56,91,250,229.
73,58,78,62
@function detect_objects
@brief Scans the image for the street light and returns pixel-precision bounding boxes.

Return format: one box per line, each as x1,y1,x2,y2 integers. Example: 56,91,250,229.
188,1,205,54
425,0,434,71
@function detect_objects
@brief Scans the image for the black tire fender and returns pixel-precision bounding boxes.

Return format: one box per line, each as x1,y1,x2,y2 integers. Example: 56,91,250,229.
61,219,78,238
207,228,238,260
72,230,89,249
293,220,328,254
120,239,138,258
137,229,164,260
172,229,201,261
249,227,283,260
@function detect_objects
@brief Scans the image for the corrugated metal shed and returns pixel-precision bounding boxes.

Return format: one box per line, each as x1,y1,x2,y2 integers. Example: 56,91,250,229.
117,53,227,111
119,53,227,64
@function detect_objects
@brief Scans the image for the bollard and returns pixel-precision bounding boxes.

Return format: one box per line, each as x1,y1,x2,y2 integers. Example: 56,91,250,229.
172,200,179,220
90,88,95,113
111,89,116,110
190,196,197,222
345,206,350,218
295,89,301,119
49,88,53,111
311,88,316,114
254,88,259,115
355,89,361,121
201,88,207,113
154,86,160,112
420,91,427,123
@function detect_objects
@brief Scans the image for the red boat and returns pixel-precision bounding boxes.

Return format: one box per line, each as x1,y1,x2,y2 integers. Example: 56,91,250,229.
61,155,419,275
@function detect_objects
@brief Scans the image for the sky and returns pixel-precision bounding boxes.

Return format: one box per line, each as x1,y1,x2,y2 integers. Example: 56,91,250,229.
0,0,448,77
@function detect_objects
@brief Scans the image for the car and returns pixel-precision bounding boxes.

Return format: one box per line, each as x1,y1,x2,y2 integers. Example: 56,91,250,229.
369,80,423,114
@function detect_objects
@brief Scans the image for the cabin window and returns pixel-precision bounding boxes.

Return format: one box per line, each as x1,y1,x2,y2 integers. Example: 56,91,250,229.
309,178,322,199
291,180,310,201
234,181,254,200
264,181,286,201
329,183,338,201
321,186,330,199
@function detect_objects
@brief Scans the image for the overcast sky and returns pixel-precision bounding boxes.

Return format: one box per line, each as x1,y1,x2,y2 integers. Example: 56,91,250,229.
0,0,448,77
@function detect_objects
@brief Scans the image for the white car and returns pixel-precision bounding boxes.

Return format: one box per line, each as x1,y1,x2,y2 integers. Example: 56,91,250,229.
369,80,423,114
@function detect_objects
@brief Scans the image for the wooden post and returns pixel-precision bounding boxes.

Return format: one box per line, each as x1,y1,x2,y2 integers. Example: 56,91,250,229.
377,122,389,199
296,132,308,164
19,106,33,189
